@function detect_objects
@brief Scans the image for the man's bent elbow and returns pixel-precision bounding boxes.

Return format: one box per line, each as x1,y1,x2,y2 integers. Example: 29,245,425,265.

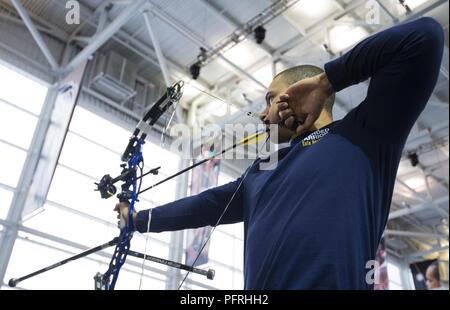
416,17,444,50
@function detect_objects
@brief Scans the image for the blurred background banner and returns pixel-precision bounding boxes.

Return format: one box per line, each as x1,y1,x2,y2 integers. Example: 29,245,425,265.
410,259,444,290
374,237,389,290
185,144,221,267
22,61,87,219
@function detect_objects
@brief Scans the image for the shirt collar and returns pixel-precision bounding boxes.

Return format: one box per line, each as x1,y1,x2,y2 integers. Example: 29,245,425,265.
290,121,338,146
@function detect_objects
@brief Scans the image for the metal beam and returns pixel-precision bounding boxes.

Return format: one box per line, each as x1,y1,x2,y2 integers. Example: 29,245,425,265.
389,196,449,220
404,122,448,148
57,0,223,99
50,0,243,117
78,26,234,120
425,188,449,219
63,0,146,74
424,164,449,193
219,56,267,89
0,218,215,290
142,11,171,87
0,40,58,78
93,5,109,39
0,182,15,193
10,0,59,70
396,179,429,203
280,0,448,54
440,67,449,80
395,177,448,218
0,219,170,284
210,54,271,96
213,0,449,108
0,86,58,287
374,0,399,23
148,3,267,89
273,0,447,64
142,10,184,124
197,0,274,55
273,0,367,57
427,174,449,192
405,245,449,260
385,229,446,239
68,0,113,42
399,0,448,24
211,0,368,94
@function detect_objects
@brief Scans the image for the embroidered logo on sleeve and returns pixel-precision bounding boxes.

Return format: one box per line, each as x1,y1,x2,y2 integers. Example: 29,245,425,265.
302,128,330,147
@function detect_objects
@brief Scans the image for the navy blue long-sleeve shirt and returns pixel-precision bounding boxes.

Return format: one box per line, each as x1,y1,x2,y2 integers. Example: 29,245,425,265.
136,17,444,289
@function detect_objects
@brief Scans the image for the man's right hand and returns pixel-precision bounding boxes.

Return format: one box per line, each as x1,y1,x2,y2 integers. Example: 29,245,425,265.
280,72,335,135
114,202,137,229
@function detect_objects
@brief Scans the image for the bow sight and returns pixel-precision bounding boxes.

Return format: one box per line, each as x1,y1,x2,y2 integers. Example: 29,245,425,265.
95,80,184,202
95,165,160,200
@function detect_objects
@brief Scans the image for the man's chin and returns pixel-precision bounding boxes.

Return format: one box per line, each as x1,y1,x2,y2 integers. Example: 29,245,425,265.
265,124,295,144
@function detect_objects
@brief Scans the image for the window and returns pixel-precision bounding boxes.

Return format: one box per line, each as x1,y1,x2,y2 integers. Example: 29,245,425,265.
0,63,46,114
0,188,14,220
14,105,179,289
387,260,404,290
0,63,47,218
0,142,26,189
4,232,167,290
0,62,48,289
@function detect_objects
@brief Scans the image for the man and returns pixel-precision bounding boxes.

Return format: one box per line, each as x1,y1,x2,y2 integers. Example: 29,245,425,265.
115,17,444,289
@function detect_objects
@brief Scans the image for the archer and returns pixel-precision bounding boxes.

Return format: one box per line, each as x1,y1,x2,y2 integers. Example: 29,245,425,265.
116,17,444,290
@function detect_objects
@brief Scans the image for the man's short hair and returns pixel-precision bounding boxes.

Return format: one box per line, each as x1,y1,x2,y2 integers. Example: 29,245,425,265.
274,65,335,114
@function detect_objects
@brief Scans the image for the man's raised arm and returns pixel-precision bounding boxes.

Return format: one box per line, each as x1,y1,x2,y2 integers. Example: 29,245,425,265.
325,17,444,141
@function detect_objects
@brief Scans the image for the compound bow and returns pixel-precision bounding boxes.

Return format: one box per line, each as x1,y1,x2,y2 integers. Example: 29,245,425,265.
8,80,267,290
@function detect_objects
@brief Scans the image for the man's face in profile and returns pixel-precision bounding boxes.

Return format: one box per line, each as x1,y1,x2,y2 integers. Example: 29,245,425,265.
260,77,297,144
